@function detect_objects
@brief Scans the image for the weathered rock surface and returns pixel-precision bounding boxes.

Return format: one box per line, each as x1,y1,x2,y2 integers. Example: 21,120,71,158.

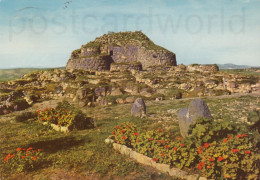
0,63,259,116
76,88,87,100
66,31,177,71
116,98,125,104
187,64,219,72
125,96,135,103
178,98,212,137
188,98,212,121
131,98,146,117
24,95,34,105
110,62,142,72
110,88,123,96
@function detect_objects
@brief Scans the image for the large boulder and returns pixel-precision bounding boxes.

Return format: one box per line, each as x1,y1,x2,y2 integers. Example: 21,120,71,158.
131,98,146,117
125,96,135,103
95,87,106,96
116,98,125,104
76,88,87,100
110,88,123,96
178,98,212,137
96,96,108,106
24,95,34,105
56,86,63,94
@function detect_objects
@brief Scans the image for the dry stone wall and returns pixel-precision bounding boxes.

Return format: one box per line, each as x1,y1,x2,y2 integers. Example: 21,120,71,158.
66,55,113,71
110,63,142,72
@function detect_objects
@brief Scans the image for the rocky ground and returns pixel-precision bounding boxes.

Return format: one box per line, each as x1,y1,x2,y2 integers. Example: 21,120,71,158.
0,65,259,117
1,92,259,179
0,67,259,179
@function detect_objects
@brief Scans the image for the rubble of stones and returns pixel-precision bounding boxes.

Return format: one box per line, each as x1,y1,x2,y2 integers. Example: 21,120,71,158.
66,31,177,71
0,64,259,116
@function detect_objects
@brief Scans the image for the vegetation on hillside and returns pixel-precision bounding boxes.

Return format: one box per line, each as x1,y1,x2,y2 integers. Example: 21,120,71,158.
83,31,171,52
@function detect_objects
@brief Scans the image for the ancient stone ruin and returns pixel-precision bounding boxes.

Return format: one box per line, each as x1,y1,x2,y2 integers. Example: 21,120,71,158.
66,31,177,71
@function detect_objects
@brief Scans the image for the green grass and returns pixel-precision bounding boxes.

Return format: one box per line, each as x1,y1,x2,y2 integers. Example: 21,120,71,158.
0,68,43,82
83,31,172,53
1,94,259,179
0,119,142,177
0,106,177,179
0,68,63,82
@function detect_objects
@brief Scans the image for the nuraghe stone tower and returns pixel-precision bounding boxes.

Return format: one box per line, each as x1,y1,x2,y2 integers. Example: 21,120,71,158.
66,31,177,71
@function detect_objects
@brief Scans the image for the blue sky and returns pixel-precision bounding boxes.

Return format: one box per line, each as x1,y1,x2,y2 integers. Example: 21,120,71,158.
0,0,259,68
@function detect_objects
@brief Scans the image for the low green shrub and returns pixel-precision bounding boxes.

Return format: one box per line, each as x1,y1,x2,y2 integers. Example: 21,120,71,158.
188,118,237,145
239,75,259,85
190,64,200,67
248,110,260,133
197,134,258,179
212,89,231,96
113,122,137,147
106,94,129,105
150,93,165,100
71,49,81,58
45,83,57,93
15,112,37,122
0,89,12,93
112,123,197,169
112,119,259,179
0,93,10,101
37,101,93,130
12,98,30,110
4,147,42,172
166,88,182,99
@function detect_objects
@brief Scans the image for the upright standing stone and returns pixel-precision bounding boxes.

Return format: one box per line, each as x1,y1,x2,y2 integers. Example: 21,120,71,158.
131,98,146,117
178,98,212,137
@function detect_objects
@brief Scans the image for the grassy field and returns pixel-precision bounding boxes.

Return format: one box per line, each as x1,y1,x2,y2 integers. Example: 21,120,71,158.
0,94,259,179
0,68,46,82
0,67,65,82
0,99,179,179
220,68,260,76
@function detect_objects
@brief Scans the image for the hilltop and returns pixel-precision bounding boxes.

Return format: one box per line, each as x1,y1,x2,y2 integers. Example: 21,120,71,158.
66,31,177,71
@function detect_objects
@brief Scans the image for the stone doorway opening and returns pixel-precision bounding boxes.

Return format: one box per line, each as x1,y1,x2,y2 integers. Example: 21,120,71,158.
109,50,113,56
